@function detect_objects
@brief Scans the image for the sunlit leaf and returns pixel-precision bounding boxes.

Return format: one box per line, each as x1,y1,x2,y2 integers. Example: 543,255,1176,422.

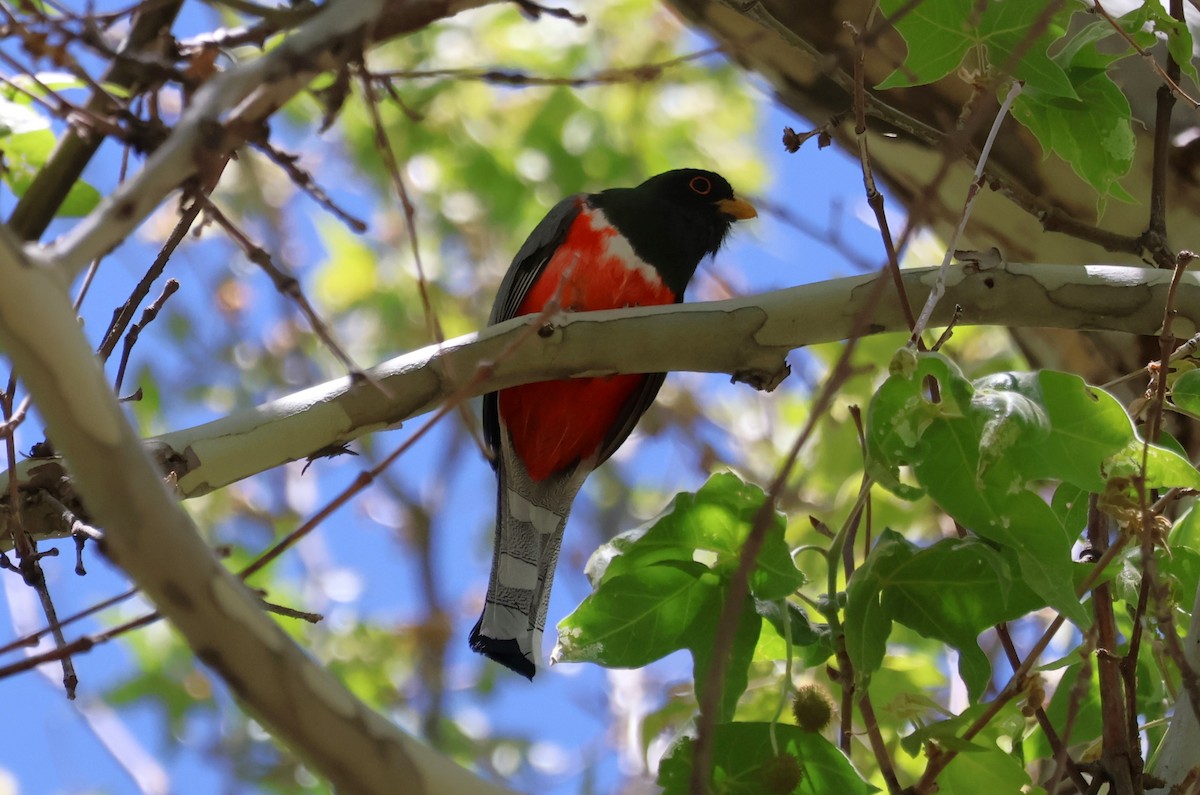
658,723,876,795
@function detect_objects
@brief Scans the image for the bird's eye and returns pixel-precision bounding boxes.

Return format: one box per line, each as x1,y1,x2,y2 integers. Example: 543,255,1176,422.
689,176,712,195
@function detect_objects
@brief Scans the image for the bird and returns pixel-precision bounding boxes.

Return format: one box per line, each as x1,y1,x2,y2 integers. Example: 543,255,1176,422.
469,169,757,678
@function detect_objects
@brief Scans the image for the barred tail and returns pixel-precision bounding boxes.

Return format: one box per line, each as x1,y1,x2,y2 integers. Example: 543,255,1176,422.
470,448,587,679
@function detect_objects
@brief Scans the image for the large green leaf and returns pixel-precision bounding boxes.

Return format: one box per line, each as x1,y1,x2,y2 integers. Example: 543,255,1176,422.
846,530,1045,699
878,0,1075,97
1171,368,1200,418
586,472,805,600
868,353,1200,624
554,561,759,721
658,723,876,795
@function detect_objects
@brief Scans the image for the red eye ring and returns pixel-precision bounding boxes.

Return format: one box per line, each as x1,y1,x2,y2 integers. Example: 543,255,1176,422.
689,176,712,196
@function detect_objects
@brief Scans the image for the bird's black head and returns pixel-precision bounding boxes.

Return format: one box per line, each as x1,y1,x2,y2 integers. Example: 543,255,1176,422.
590,168,756,296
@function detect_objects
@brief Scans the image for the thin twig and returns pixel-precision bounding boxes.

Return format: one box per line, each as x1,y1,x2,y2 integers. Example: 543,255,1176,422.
98,200,200,361
1087,495,1138,793
915,528,1136,792
996,622,1091,792
6,0,184,240
371,46,721,88
354,67,444,345
845,19,915,337
251,140,368,233
113,279,179,396
356,66,490,452
198,196,380,391
910,81,1022,342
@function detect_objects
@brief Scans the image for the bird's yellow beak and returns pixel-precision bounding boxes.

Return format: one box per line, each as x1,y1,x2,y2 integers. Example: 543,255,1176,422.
716,196,757,220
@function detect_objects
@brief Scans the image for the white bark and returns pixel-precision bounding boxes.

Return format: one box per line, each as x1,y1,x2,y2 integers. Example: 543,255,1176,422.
0,230,516,794
2,0,521,791
7,259,1197,546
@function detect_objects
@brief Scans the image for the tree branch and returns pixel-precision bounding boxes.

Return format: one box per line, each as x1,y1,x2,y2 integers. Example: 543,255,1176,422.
6,260,1198,548
31,0,495,281
0,226,514,795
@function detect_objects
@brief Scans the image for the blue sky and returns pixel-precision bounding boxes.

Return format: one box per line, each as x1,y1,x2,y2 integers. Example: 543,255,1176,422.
0,7,891,793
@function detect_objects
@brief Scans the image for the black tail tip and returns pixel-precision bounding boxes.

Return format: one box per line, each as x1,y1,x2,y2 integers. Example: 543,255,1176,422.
469,619,536,680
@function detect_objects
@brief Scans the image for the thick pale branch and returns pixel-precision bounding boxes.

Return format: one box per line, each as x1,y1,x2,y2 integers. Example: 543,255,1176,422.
0,174,513,795
7,260,1195,549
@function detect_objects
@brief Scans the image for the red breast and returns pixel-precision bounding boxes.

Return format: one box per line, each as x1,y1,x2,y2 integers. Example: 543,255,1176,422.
499,203,676,481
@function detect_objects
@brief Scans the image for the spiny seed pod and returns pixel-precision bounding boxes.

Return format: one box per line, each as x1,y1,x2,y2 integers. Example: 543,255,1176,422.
791,683,834,732
759,752,803,794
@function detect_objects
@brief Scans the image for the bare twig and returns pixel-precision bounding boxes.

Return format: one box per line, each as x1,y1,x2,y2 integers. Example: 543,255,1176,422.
371,46,721,88
6,0,184,240
198,196,376,386
354,67,444,344
251,141,368,233
1087,496,1138,793
915,528,1137,792
996,622,1091,792
37,0,495,280
110,278,180,399
98,200,201,361
910,81,1022,342
845,20,915,344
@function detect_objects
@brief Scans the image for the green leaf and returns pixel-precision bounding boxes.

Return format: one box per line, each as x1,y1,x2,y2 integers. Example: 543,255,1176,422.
1106,438,1200,490
658,723,876,795
867,357,1114,623
0,128,101,216
1050,482,1089,539
753,599,834,667
555,561,760,721
972,371,1132,491
555,561,717,668
901,698,1027,758
1055,20,1137,72
1159,545,1200,614
1027,661,1101,761
867,349,972,498
1171,503,1200,550
1133,2,1200,84
585,472,804,600
691,596,762,723
939,742,1033,793
1011,74,1135,208
878,0,1075,98
846,531,1045,699
1171,368,1200,417
844,529,908,680
923,421,1084,622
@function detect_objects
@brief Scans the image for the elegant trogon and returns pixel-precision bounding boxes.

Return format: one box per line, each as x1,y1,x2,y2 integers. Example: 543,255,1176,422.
470,169,756,678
